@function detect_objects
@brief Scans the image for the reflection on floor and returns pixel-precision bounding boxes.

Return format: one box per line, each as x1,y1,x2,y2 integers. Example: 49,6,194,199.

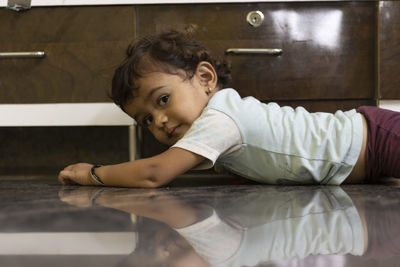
1,177,400,267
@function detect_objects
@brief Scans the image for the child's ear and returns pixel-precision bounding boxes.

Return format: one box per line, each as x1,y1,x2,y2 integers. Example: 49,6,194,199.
195,61,218,92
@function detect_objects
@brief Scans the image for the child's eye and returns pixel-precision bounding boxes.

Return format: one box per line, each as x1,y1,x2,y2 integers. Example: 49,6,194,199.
158,95,169,106
143,115,153,127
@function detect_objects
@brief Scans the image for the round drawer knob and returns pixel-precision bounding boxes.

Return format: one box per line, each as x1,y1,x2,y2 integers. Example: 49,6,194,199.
246,10,264,27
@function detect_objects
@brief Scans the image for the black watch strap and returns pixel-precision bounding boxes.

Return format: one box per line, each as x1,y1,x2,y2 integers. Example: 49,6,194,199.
90,165,105,185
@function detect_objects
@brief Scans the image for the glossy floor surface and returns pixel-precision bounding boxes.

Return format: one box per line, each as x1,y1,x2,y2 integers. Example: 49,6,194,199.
1,177,400,267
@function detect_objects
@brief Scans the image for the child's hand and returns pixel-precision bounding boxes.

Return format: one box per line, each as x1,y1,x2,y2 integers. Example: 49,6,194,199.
58,163,96,186
58,187,103,207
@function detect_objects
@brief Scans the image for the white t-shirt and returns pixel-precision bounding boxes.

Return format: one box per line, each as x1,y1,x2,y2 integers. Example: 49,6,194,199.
173,89,363,185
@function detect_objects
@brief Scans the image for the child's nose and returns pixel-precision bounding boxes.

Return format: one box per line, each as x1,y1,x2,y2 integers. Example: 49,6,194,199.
154,111,168,127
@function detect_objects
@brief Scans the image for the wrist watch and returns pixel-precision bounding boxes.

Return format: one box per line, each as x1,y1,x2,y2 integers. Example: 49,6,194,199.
90,165,105,185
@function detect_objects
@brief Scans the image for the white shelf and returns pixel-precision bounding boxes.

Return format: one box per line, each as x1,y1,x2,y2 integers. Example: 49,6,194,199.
0,232,135,255
0,103,133,126
378,100,400,113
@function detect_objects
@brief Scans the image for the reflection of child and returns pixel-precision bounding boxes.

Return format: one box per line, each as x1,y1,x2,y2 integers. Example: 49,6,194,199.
174,187,364,266
58,30,400,187
59,186,366,267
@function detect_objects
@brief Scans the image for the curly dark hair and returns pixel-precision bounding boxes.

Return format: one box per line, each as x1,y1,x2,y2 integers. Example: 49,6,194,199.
110,30,231,111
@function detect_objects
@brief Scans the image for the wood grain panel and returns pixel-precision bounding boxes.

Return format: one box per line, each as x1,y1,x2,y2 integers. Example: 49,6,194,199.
379,1,400,99
0,6,135,103
0,126,129,176
137,2,376,101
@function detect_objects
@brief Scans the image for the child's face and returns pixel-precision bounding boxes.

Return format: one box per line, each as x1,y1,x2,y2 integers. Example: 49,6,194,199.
124,63,216,146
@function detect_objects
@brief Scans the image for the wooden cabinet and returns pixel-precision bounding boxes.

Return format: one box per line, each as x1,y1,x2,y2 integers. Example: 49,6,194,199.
0,6,134,175
379,1,400,99
0,6,135,104
137,2,376,105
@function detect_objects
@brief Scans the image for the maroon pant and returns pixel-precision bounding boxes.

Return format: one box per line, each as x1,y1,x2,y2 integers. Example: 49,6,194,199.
356,106,400,182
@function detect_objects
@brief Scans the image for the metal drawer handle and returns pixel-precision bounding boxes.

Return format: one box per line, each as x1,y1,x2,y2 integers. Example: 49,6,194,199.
0,52,46,58
225,48,282,55
7,0,32,11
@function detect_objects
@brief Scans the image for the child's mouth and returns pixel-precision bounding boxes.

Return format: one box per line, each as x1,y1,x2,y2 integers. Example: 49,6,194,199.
167,125,179,137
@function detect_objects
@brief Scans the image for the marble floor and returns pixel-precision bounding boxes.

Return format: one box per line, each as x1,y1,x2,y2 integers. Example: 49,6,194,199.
1,177,400,267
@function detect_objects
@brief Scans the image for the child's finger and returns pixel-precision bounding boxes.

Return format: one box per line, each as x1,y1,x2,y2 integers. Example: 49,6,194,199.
58,170,75,185
58,172,65,185
63,165,74,171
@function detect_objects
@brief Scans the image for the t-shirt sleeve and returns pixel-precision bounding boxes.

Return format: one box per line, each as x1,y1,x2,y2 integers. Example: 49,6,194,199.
172,108,242,170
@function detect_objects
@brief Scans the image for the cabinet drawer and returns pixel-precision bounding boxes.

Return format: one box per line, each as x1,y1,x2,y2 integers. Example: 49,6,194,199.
380,1,400,99
138,2,376,101
0,6,135,104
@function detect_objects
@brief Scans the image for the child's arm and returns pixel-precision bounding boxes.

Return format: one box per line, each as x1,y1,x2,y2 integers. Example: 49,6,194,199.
58,147,205,188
